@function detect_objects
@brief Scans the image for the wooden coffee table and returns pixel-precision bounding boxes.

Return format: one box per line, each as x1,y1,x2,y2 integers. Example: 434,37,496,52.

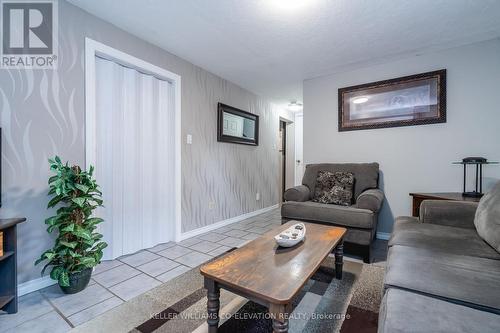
200,221,346,333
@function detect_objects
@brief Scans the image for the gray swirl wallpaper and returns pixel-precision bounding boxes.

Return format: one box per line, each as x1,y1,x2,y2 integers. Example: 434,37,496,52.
0,1,293,284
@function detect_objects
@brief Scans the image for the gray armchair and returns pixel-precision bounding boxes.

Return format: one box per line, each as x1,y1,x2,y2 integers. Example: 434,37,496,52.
281,163,384,263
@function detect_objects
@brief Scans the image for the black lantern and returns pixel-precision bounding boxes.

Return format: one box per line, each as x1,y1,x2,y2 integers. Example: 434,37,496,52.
453,157,499,197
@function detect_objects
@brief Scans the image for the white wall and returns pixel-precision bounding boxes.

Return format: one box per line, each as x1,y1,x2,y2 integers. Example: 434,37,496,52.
303,39,500,233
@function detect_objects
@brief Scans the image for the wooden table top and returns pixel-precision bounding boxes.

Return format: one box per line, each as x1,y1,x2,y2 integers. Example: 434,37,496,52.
200,221,346,304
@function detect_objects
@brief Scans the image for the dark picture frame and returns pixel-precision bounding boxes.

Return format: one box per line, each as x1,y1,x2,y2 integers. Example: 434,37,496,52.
338,69,446,131
217,103,259,146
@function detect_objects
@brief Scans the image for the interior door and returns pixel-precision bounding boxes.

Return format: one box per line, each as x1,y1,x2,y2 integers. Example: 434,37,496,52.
285,122,295,190
94,56,175,259
294,113,304,186
279,121,286,202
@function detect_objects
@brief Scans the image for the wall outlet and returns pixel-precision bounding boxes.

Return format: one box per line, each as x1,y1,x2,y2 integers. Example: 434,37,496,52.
208,201,216,210
187,134,193,145
256,192,260,201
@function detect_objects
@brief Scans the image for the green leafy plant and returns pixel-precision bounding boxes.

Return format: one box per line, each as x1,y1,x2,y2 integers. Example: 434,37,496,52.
35,156,107,287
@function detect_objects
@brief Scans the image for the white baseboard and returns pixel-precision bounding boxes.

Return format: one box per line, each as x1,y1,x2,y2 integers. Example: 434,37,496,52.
177,204,280,241
18,275,56,296
376,232,391,240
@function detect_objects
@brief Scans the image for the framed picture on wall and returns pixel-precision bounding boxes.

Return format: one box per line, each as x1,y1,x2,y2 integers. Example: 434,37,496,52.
217,103,259,146
338,69,446,131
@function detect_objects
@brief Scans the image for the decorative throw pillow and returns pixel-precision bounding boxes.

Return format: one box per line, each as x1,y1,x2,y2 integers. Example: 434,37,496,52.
474,181,500,252
312,171,354,206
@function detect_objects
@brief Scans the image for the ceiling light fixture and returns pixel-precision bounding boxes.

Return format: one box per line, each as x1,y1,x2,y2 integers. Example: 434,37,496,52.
269,0,308,11
288,101,303,111
352,97,369,104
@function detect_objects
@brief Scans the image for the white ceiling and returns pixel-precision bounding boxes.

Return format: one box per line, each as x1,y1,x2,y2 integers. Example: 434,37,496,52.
68,0,500,108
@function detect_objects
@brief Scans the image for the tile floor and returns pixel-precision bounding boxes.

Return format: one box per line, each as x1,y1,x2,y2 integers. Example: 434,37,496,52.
0,208,388,332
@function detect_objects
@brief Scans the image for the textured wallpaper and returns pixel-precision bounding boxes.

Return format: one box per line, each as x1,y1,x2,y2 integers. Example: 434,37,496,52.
0,1,292,284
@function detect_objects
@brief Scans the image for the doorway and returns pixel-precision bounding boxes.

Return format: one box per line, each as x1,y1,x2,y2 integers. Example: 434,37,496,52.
279,119,296,202
85,39,181,259
294,113,304,185
279,120,287,202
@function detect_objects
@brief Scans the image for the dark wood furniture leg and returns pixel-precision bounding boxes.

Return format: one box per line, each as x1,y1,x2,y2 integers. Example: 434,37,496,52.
412,196,424,217
335,239,344,279
363,244,371,264
270,303,290,333
205,278,220,333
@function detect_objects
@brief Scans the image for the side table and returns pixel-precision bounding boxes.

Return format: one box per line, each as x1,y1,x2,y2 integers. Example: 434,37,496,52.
409,193,481,217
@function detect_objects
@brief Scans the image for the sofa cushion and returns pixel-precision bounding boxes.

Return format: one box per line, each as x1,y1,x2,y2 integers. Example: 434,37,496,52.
312,171,354,206
389,216,500,260
420,200,478,229
281,200,375,229
475,181,500,252
302,163,379,202
379,288,500,333
384,245,500,313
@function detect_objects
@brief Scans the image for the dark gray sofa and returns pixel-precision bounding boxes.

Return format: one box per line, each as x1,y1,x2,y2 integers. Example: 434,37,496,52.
379,182,500,332
281,163,384,262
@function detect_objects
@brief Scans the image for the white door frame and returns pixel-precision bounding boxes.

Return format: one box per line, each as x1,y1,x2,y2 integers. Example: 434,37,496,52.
294,112,303,186
84,38,182,254
279,116,295,193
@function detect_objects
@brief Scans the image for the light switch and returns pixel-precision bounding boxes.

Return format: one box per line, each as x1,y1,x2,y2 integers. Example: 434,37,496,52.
187,134,192,145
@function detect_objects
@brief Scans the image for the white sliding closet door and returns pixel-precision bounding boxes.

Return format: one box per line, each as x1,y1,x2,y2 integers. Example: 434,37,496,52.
95,56,175,259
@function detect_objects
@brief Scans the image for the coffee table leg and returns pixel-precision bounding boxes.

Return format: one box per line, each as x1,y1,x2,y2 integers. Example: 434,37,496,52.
335,239,344,279
270,303,290,333
205,278,220,333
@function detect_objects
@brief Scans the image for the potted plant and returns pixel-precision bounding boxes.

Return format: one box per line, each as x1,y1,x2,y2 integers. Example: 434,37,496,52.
35,156,107,294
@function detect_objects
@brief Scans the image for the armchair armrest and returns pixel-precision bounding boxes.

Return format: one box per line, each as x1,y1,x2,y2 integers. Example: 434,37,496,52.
419,200,478,229
356,188,384,212
283,185,310,202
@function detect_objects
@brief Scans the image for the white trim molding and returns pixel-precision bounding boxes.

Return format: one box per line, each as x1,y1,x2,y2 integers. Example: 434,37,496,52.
84,38,182,254
18,276,56,296
177,204,280,241
376,231,391,240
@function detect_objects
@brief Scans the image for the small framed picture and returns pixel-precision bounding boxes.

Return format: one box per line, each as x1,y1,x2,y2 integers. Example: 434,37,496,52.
338,69,446,131
217,103,259,146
